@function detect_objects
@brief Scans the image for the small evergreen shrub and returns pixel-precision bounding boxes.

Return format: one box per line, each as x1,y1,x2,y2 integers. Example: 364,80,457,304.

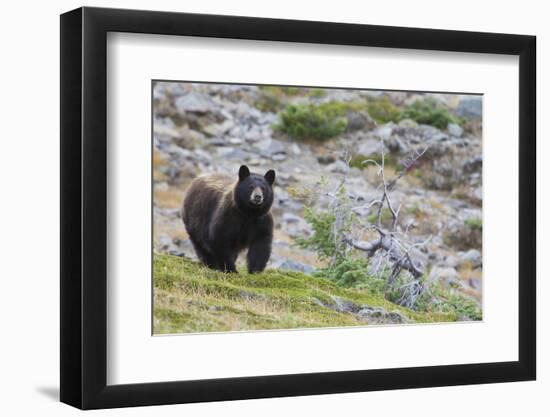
314,258,385,290
366,97,401,124
275,103,348,141
399,97,461,129
295,208,338,261
365,96,463,129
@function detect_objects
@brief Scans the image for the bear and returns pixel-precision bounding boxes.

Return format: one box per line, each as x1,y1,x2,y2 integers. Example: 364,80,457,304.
181,165,275,273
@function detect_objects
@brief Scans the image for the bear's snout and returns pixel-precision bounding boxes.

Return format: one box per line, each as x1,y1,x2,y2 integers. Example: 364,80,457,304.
250,187,264,205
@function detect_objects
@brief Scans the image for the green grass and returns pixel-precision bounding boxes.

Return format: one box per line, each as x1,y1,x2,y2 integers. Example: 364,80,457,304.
153,254,457,334
349,153,399,170
367,208,394,226
464,217,483,231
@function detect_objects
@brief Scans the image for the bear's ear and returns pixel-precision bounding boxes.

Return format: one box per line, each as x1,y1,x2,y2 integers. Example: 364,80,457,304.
264,170,275,186
239,165,250,181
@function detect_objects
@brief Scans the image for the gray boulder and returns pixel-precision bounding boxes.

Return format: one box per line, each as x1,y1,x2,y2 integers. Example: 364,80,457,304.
459,249,482,268
202,119,235,137
345,110,376,132
253,138,286,156
356,138,382,156
271,259,315,274
429,266,460,287
463,155,482,173
326,160,350,174
373,123,394,140
357,307,409,324
174,92,215,113
447,123,464,137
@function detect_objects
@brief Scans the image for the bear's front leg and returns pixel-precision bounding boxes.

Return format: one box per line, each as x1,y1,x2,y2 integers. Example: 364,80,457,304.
212,243,238,273
247,234,272,273
214,248,237,273
209,221,239,273
220,257,237,273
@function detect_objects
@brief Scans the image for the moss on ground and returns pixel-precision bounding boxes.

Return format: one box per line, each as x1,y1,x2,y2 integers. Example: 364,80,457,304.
153,254,456,334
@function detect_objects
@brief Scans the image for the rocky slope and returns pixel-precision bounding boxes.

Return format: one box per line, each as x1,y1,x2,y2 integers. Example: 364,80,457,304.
153,82,483,305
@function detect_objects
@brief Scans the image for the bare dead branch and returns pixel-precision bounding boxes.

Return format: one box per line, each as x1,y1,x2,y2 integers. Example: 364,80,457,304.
344,235,424,279
308,137,433,307
351,199,384,215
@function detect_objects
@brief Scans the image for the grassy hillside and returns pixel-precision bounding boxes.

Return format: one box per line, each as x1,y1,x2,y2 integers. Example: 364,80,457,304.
153,254,457,334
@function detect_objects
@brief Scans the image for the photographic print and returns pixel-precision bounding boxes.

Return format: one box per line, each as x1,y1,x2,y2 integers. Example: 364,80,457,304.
152,81,483,335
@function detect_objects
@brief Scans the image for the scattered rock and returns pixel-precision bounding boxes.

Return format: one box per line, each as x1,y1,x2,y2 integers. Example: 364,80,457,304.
468,278,482,291
373,123,394,140
387,135,409,153
317,296,410,325
463,155,482,173
317,155,336,165
174,92,214,113
153,123,183,139
282,212,303,223
244,126,267,142
280,212,310,237
208,137,228,146
193,148,213,164
355,138,382,156
329,296,362,313
202,119,235,136
429,266,460,287
470,187,482,204
447,123,464,137
397,118,418,129
253,138,286,156
326,160,350,174
290,143,302,156
356,307,409,324
157,235,188,258
217,147,251,161
345,110,376,132
228,137,243,145
271,259,315,274
459,249,482,268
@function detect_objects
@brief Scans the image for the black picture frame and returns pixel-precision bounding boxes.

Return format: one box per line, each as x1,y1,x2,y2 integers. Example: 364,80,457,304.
60,6,536,410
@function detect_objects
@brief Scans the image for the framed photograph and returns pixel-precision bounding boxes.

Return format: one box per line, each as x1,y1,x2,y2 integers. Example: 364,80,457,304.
60,6,536,410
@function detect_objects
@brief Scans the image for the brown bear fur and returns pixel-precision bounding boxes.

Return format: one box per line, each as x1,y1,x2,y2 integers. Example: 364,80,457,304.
181,165,275,273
